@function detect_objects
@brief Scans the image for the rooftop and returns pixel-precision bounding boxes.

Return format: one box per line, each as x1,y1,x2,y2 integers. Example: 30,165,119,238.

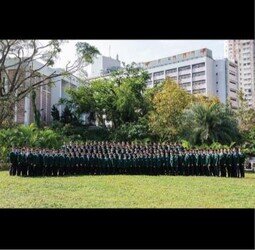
139,48,213,69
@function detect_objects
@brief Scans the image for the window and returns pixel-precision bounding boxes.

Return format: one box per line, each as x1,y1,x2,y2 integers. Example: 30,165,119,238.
230,80,237,85
154,79,164,85
229,71,236,76
193,80,206,86
230,89,237,93
170,76,177,80
165,68,177,74
179,74,191,80
180,82,191,87
193,88,206,94
192,62,205,69
179,66,190,71
153,71,164,77
192,71,205,77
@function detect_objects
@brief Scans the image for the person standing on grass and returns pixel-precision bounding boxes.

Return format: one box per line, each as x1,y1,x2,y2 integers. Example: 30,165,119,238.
9,147,18,176
231,148,239,178
237,148,246,178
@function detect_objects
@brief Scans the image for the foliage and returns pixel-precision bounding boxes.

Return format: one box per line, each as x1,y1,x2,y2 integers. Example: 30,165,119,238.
241,126,255,155
0,124,65,163
51,105,60,121
236,90,255,132
61,106,74,124
182,102,240,145
53,123,109,142
110,118,150,141
148,78,193,141
63,63,150,128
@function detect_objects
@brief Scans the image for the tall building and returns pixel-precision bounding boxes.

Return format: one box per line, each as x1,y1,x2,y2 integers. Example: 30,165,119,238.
215,59,239,109
139,48,239,108
224,40,255,108
88,55,122,78
50,68,80,115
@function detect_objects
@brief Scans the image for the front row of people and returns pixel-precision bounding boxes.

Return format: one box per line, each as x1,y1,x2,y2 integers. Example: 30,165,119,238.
8,147,246,178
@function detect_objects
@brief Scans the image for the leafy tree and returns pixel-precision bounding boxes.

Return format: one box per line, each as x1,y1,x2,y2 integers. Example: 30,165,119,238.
236,90,255,132
148,78,192,141
64,63,150,129
0,40,100,127
182,102,240,145
61,106,73,124
51,105,60,121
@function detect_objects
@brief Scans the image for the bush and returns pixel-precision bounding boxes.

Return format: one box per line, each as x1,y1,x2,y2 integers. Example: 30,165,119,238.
0,124,66,163
110,122,150,141
53,123,110,141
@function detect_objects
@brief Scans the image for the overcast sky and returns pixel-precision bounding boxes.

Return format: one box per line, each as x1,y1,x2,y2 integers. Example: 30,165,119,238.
54,40,225,68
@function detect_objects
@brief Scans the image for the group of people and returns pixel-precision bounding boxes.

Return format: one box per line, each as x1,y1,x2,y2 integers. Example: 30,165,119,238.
9,141,246,178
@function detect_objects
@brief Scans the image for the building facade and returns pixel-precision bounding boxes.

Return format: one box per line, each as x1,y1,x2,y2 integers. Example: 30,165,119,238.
139,48,239,108
50,68,81,115
88,55,122,78
5,59,80,125
224,40,255,108
214,59,239,109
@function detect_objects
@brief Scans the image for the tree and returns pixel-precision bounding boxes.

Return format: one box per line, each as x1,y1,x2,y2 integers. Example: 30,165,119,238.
236,90,255,132
0,40,100,127
61,106,73,124
182,102,240,145
64,63,150,128
51,105,60,121
148,78,192,141
31,90,41,128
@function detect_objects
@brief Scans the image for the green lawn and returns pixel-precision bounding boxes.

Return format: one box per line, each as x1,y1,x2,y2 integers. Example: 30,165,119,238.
0,171,254,208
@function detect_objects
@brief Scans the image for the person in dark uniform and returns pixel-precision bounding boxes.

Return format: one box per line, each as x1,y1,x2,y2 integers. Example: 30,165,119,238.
237,148,246,178
183,150,190,176
226,149,232,178
214,150,220,177
27,149,35,177
58,151,65,176
219,149,226,177
9,147,18,176
231,148,238,178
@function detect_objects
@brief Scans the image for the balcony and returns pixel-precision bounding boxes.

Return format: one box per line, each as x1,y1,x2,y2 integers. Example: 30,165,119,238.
165,71,177,77
178,69,191,75
192,66,206,73
192,83,206,90
153,75,165,81
179,77,191,84
192,75,206,82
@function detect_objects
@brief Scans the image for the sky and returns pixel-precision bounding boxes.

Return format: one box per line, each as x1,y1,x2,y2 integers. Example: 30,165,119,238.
54,40,225,69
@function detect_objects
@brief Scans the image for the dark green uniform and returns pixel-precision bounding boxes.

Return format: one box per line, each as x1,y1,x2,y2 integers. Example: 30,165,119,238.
237,152,245,178
219,152,226,177
9,151,18,176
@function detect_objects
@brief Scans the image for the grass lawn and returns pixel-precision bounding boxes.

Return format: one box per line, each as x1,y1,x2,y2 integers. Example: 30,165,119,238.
0,171,254,208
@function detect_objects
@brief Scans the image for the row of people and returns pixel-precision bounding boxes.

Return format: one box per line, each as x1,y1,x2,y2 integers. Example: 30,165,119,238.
9,146,246,177
61,141,185,155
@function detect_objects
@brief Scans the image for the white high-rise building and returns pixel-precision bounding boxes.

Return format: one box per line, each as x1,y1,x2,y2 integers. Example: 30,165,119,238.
224,40,255,108
139,48,239,108
215,59,239,109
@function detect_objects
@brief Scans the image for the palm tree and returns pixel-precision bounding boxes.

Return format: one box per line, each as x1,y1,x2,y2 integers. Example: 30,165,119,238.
182,103,240,145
